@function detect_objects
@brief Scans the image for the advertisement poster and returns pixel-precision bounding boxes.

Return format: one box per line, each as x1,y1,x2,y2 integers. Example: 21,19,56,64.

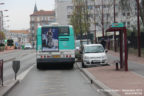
42,27,59,51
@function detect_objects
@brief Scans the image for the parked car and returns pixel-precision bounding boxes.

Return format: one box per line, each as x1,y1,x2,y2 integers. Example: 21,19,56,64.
75,39,91,60
81,44,108,68
24,43,32,49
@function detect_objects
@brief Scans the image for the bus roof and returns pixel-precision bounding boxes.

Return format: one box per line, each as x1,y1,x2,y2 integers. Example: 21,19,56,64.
38,25,73,28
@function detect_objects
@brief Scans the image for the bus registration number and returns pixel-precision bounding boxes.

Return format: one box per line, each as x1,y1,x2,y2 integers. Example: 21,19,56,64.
53,55,60,58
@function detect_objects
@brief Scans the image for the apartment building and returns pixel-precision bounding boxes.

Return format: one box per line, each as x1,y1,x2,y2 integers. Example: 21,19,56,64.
6,30,30,46
0,11,3,31
30,4,56,43
55,0,137,38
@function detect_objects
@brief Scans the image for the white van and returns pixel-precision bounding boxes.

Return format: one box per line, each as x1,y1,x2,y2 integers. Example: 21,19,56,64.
82,44,108,68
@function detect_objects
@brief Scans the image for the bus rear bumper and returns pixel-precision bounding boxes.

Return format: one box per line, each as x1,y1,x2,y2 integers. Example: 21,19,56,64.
37,58,75,64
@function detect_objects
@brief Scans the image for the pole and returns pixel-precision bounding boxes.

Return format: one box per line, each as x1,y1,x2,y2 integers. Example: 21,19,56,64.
94,0,97,43
124,28,128,71
85,0,89,44
114,0,117,52
2,59,3,86
102,0,104,38
119,31,123,69
136,0,141,57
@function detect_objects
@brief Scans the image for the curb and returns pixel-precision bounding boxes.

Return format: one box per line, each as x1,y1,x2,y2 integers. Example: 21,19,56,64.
0,80,19,96
76,63,121,96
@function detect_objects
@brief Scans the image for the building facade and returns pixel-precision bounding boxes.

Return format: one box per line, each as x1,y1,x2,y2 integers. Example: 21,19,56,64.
6,30,30,47
0,11,3,31
30,4,56,44
55,0,137,38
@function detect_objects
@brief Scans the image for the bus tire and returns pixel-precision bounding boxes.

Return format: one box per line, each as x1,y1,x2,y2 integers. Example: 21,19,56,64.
70,64,74,69
37,63,41,69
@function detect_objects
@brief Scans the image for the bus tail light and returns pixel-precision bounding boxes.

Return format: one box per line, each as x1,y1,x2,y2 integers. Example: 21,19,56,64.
41,56,44,58
69,55,71,58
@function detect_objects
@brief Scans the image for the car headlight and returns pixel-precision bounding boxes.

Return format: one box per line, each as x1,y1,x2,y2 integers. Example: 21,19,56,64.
102,56,107,59
84,56,90,59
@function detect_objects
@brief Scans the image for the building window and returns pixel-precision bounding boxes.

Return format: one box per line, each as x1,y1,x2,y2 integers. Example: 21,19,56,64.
88,5,93,10
67,15,71,18
123,22,126,26
127,22,130,26
127,12,130,16
31,17,35,21
67,6,73,10
95,5,100,8
123,13,125,16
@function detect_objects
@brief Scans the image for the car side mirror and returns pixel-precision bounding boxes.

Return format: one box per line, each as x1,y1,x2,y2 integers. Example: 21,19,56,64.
105,49,108,53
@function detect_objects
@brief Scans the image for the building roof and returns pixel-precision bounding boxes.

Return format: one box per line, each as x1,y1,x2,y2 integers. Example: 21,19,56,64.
34,3,38,13
31,10,55,16
10,30,29,34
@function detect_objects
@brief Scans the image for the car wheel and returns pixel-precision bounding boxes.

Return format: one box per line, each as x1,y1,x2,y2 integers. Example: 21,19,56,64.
82,61,86,68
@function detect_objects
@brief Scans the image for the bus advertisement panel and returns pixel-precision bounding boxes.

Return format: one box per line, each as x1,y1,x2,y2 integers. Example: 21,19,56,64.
42,27,59,51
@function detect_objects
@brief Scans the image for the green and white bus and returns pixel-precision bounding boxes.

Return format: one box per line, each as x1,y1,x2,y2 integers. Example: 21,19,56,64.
36,24,75,69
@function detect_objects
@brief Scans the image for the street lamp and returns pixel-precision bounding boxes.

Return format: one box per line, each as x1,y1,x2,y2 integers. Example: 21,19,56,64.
136,0,141,57
101,0,104,38
113,0,117,52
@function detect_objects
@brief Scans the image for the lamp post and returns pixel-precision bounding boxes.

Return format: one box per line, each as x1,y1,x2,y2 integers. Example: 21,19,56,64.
101,0,104,38
113,0,117,52
136,0,141,57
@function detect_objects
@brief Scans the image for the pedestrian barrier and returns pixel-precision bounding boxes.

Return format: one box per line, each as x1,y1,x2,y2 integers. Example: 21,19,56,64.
0,59,3,86
114,60,120,70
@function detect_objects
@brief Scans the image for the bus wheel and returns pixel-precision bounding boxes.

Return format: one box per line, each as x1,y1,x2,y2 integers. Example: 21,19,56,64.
37,63,41,69
70,64,74,69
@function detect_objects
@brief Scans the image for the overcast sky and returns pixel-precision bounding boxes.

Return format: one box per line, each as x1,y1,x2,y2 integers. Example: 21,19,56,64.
1,0,55,30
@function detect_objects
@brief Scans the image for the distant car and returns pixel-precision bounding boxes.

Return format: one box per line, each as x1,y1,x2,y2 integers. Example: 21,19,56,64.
24,43,32,49
81,44,108,68
75,39,91,59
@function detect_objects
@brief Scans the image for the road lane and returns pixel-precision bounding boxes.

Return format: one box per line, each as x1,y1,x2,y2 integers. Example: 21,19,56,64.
5,65,106,96
2,50,36,81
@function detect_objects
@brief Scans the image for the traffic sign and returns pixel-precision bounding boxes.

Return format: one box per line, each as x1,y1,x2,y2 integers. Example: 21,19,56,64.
111,23,124,28
12,61,20,80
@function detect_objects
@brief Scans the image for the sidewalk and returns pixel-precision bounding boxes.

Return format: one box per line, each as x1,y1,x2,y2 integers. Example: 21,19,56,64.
108,50,144,65
84,51,144,96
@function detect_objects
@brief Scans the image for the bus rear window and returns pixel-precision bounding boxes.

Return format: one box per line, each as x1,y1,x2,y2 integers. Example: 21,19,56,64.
59,27,69,36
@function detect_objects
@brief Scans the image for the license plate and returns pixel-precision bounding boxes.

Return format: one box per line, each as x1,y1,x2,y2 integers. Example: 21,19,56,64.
53,55,60,58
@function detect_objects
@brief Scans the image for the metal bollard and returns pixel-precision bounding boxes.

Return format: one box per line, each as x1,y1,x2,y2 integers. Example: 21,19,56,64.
0,59,3,86
116,62,119,70
12,61,20,80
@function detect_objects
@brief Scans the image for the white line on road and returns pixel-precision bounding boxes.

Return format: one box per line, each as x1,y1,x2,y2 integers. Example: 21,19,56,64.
17,64,34,81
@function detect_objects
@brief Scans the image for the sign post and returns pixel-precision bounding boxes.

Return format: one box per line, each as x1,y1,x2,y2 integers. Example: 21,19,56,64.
106,23,128,71
12,61,20,80
0,59,3,86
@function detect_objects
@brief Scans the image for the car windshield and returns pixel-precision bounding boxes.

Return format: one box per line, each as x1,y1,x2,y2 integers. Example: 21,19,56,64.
25,43,31,46
75,41,80,47
75,40,91,47
84,45,104,53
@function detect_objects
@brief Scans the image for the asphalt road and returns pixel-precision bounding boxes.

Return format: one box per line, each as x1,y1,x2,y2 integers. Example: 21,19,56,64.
5,64,106,96
0,49,36,81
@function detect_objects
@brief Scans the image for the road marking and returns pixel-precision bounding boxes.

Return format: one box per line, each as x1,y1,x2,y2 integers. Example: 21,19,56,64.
39,92,67,96
17,64,34,81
